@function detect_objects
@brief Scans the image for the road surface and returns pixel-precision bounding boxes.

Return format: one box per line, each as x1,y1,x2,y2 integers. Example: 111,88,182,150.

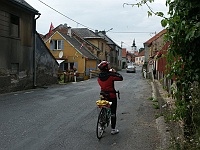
0,67,160,150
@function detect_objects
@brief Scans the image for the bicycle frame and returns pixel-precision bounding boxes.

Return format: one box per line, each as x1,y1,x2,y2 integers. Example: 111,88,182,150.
96,90,120,139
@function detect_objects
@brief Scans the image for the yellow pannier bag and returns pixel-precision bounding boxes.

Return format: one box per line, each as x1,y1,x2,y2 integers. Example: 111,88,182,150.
96,100,109,106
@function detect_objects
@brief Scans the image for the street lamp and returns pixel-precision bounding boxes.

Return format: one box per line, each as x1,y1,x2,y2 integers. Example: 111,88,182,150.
121,41,124,48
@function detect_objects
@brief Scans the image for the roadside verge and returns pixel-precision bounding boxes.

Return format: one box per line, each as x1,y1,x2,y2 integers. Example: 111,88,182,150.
151,81,171,149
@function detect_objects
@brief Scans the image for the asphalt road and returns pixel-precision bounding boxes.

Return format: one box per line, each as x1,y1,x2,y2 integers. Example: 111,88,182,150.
0,67,160,150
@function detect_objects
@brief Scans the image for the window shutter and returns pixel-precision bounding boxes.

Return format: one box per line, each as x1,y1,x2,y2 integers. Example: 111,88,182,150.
50,41,53,50
74,62,78,69
50,40,54,50
61,40,64,50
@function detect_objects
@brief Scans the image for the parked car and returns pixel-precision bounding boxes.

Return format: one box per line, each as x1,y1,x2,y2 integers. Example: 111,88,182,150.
126,65,136,73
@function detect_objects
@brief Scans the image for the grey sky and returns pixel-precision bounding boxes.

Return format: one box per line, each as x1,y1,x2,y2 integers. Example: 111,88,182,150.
25,0,168,50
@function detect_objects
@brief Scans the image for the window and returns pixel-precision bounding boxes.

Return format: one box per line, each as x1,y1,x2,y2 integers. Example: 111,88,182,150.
64,63,68,71
10,14,19,37
0,10,9,36
50,40,64,50
101,43,103,51
70,63,74,70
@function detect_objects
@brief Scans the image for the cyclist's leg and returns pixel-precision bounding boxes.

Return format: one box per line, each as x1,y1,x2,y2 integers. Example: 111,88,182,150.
109,98,117,129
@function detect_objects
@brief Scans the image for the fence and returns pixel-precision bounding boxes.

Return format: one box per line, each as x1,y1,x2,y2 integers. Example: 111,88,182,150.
58,72,85,83
89,70,100,79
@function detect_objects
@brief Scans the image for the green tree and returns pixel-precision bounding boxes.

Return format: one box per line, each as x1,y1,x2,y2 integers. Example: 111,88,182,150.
139,47,144,53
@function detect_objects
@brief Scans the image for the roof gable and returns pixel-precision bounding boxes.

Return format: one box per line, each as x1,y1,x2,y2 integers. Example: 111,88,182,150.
36,32,58,65
72,28,101,39
144,29,166,46
56,31,98,60
10,0,39,14
137,50,145,57
98,31,121,48
72,28,101,51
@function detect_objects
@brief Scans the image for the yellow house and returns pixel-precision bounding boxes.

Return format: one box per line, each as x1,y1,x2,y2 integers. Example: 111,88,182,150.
43,27,98,78
86,38,107,61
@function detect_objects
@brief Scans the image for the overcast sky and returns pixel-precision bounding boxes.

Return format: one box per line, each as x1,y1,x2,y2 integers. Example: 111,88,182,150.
25,0,168,50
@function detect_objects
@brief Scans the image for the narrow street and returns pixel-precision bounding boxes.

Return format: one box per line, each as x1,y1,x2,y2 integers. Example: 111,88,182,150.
0,67,160,150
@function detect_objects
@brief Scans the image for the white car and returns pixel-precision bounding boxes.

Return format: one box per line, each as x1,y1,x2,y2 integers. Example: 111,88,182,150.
126,65,136,73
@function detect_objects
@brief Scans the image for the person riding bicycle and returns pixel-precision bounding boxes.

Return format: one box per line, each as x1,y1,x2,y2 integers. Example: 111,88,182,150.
97,61,123,135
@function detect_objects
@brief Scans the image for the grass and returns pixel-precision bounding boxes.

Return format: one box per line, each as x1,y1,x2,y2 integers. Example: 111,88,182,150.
148,97,154,101
153,103,160,109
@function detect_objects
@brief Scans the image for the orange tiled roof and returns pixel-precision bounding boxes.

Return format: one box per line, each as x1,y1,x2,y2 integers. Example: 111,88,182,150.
144,29,167,46
137,50,145,57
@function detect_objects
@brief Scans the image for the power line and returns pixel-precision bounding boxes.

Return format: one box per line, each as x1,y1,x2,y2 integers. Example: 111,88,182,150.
38,0,95,30
110,31,156,34
38,0,156,35
38,0,153,48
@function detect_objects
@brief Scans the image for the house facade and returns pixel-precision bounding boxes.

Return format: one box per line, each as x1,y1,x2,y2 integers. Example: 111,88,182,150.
43,24,98,78
121,48,127,69
135,50,145,66
143,29,167,79
0,0,59,94
156,42,170,79
126,51,136,66
143,29,172,93
0,0,40,93
72,28,108,63
98,30,122,70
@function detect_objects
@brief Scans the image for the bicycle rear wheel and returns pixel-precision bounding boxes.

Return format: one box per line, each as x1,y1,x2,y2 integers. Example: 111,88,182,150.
96,108,107,139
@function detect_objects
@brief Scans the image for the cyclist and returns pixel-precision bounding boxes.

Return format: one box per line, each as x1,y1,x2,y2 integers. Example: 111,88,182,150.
97,61,123,135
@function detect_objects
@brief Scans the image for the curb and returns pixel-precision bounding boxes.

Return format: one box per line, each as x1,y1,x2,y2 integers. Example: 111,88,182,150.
156,116,171,149
151,82,171,149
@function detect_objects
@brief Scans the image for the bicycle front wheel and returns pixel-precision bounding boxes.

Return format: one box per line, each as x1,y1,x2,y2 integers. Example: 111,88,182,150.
96,108,107,139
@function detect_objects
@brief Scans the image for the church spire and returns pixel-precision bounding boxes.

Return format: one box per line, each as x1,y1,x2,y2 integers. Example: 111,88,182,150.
131,39,137,52
132,39,136,48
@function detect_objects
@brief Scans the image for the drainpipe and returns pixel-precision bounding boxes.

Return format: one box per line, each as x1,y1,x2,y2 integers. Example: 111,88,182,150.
33,13,40,88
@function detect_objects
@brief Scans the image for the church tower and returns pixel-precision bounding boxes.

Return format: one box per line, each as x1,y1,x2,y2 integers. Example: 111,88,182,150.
131,39,136,51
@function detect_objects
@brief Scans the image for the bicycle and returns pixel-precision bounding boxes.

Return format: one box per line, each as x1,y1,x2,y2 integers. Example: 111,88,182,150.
95,90,120,139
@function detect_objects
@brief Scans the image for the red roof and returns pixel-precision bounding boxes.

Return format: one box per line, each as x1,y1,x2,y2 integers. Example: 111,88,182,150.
137,50,145,57
144,29,167,46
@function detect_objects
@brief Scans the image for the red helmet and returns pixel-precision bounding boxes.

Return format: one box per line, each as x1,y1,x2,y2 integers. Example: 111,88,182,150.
98,61,109,71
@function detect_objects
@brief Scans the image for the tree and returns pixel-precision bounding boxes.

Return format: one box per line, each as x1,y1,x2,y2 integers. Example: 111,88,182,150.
138,48,144,53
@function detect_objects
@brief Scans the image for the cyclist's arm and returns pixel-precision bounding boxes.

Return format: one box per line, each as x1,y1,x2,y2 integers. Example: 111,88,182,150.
109,72,123,81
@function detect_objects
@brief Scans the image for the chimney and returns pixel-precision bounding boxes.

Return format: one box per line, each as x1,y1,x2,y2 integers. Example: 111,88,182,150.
67,27,72,37
63,23,68,28
95,30,98,34
101,30,106,35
